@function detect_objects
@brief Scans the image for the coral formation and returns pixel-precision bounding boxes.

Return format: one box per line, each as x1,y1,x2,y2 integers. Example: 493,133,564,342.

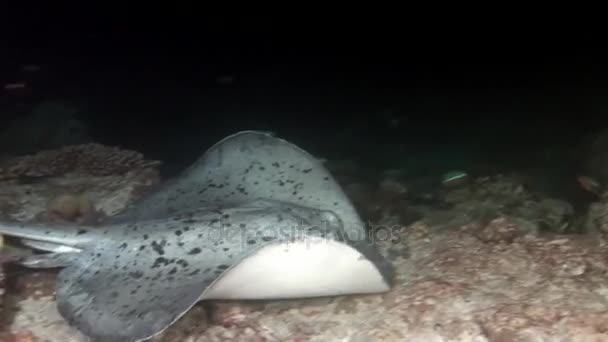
0,143,161,181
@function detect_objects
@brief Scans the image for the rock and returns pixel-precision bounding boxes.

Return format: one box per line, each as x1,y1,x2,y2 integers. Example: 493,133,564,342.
474,215,524,243
584,201,608,236
536,198,574,233
44,193,98,224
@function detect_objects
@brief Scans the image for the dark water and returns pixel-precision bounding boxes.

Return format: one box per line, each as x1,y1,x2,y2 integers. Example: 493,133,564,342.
0,33,605,199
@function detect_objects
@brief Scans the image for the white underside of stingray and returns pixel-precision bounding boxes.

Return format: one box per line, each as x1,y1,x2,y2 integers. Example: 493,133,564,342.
204,239,389,300
0,130,395,342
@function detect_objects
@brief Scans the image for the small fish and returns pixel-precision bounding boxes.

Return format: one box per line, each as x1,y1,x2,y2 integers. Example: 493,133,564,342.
577,175,602,195
0,131,394,342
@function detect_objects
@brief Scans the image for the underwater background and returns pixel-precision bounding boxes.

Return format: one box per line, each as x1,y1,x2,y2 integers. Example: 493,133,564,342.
1,25,608,341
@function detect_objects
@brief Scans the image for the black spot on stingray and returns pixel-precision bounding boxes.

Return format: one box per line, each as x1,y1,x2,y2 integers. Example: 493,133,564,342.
239,223,246,228
214,270,222,274
129,271,144,279
289,164,295,168
254,181,259,185
217,264,229,270
77,229,87,235
130,289,137,295
175,230,182,236
203,268,211,273
210,218,219,224
247,239,256,245
119,242,128,249
139,245,146,251
302,168,312,173
188,269,200,276
127,309,137,317
183,219,196,224
96,253,101,257
168,267,177,275
143,234,149,240
177,259,189,268
177,242,184,247
292,191,298,196
188,247,201,255
278,180,285,186
259,166,266,171
151,240,166,255
45,231,50,235
272,162,280,168
152,257,170,268
333,202,339,206
110,291,119,298
262,236,275,242
183,226,190,231
223,247,229,251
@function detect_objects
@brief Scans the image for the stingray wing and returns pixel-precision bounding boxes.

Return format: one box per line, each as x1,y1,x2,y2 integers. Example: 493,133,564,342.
110,131,366,239
53,202,354,341
56,261,208,342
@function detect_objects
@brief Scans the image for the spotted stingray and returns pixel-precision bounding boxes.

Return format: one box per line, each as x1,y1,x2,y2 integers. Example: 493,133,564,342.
0,131,394,342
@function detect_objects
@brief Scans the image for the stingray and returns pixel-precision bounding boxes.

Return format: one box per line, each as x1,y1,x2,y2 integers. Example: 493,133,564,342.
0,131,394,342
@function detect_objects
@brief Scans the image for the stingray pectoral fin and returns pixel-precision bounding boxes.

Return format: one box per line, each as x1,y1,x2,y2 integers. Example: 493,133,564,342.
55,257,214,342
203,238,394,300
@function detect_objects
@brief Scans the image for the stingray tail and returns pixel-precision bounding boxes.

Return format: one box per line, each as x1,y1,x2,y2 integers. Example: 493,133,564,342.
0,220,98,250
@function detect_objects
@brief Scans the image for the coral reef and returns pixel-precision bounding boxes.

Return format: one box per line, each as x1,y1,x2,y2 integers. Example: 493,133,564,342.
0,143,161,182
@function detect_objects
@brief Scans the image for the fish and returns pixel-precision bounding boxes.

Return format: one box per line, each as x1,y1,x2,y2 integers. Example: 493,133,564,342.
0,130,394,342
